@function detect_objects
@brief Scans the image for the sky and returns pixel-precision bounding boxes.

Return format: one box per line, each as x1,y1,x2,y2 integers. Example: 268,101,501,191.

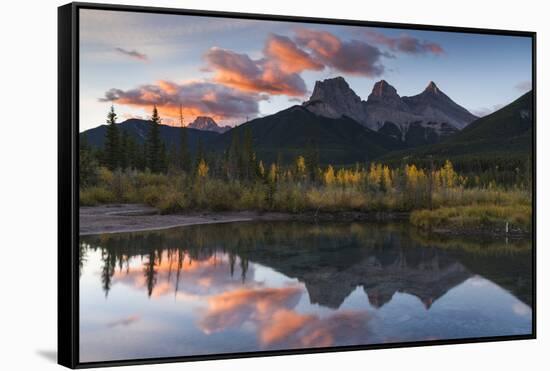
79,9,532,132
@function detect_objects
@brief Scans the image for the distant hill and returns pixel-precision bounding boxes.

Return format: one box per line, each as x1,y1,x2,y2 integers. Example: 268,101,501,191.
209,105,405,165
80,118,219,152
380,91,533,163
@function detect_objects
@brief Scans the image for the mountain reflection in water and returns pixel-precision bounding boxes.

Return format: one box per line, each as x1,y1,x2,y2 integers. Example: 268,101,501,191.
79,221,532,363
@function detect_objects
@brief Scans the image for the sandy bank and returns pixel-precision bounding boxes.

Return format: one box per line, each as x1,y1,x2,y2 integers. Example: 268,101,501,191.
79,204,276,235
79,204,409,235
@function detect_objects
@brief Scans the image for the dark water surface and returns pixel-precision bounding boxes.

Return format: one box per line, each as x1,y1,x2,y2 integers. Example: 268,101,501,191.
79,221,532,363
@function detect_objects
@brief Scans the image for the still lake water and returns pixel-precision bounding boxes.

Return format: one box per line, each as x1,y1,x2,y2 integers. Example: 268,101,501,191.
79,221,532,363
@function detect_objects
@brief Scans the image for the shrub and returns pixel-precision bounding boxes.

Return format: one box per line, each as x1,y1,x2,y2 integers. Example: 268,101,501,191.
80,187,115,206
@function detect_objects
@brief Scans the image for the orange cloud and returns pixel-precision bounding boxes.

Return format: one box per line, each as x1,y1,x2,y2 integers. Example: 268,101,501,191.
101,80,263,124
205,47,308,96
264,34,324,74
100,80,265,123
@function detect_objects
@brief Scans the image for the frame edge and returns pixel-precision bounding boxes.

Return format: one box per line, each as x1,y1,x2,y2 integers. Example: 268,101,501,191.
58,2,78,369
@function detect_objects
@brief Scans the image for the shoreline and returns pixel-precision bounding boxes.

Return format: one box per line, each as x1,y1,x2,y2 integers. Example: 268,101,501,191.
79,204,409,236
79,204,531,238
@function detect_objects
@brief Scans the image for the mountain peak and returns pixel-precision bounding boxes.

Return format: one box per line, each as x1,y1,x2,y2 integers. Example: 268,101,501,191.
370,80,399,99
188,116,230,133
309,76,356,101
424,81,440,94
303,76,369,126
321,76,348,85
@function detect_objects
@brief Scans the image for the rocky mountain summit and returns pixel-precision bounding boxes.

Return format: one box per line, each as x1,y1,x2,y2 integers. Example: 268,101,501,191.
402,81,478,130
303,77,478,146
303,77,370,127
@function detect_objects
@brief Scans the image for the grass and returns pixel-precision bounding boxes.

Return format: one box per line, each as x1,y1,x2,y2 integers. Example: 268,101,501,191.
410,204,532,231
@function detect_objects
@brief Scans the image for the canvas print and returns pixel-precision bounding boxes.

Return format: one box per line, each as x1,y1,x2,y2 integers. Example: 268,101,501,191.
77,7,534,364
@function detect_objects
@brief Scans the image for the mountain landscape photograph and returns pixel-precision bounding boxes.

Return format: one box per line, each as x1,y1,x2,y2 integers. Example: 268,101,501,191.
76,7,534,364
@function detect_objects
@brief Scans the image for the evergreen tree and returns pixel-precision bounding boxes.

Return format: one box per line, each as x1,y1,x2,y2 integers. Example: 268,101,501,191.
242,127,256,181
126,135,138,170
79,134,97,186
194,137,204,174
167,143,178,172
228,131,240,180
158,141,168,173
119,130,129,170
178,106,191,173
104,105,119,170
135,142,147,171
147,105,162,173
305,141,320,182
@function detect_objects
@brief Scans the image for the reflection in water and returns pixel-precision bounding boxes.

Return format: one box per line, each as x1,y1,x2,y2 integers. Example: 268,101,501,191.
79,221,532,363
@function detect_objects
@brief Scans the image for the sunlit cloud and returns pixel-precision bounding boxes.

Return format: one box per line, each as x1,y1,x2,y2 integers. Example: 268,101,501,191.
114,47,148,61
101,80,264,124
364,30,444,55
295,28,388,76
204,47,309,96
264,34,324,74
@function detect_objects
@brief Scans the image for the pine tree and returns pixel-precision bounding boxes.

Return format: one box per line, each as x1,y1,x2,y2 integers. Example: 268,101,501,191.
167,143,178,172
126,135,137,170
147,105,162,173
79,134,97,186
136,142,147,171
305,141,320,182
228,131,240,180
178,105,191,173
119,130,129,170
104,105,119,170
158,141,168,173
242,127,256,181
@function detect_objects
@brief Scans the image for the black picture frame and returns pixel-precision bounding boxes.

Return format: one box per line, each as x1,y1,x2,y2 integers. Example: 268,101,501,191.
58,2,537,368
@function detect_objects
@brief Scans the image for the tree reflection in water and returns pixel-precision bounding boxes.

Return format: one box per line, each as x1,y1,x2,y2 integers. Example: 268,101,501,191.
80,221,532,307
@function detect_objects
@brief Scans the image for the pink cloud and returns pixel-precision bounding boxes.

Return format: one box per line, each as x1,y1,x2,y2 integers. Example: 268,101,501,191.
295,28,387,76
